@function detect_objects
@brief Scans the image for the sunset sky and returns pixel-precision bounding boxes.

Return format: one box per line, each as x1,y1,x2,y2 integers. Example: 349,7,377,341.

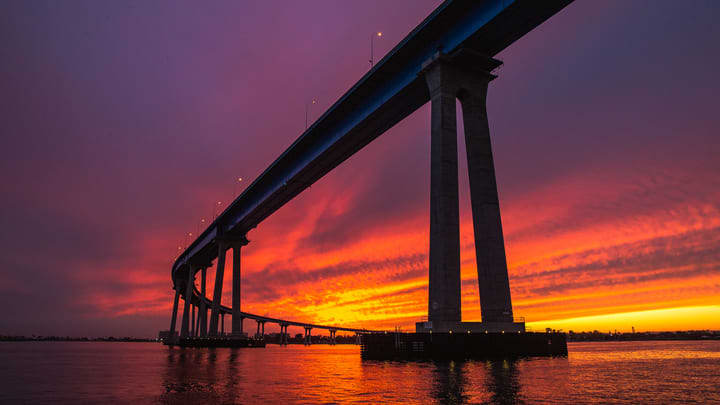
2,0,719,337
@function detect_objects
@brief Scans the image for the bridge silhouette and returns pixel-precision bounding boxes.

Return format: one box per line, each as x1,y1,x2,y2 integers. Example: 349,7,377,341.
165,0,573,346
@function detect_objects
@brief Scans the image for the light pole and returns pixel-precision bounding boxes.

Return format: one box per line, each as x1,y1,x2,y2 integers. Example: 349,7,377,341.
197,218,206,236
305,99,317,129
213,201,222,220
370,31,382,68
233,177,243,199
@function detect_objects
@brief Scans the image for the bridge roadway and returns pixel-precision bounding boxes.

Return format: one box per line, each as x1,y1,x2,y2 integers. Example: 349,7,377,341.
168,0,574,341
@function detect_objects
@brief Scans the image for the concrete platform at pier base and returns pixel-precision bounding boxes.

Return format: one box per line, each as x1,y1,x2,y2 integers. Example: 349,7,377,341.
360,332,567,360
166,336,266,348
416,320,526,333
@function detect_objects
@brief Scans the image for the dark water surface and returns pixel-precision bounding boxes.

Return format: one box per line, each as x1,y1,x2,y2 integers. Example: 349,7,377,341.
1,340,718,404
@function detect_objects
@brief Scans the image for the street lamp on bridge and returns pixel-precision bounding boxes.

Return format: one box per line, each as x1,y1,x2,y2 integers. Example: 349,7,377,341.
233,177,243,198
370,31,382,68
305,99,317,129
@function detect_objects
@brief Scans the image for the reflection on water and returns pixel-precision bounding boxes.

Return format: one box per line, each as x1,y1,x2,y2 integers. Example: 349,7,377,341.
431,361,467,403
1,341,719,403
429,359,521,404
485,359,521,404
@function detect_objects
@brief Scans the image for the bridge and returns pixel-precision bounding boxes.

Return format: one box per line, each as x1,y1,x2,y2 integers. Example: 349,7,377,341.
165,0,574,345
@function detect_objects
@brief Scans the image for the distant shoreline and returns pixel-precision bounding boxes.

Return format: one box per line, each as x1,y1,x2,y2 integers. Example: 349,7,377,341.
567,330,720,342
0,336,156,342
3,330,719,343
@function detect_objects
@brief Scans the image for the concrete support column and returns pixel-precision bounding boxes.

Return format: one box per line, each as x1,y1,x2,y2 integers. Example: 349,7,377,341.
419,49,516,328
456,52,514,324
195,306,201,337
209,241,229,336
330,330,336,345
304,327,312,345
231,237,249,336
169,288,180,340
256,320,261,337
221,313,225,336
422,55,462,324
180,265,195,338
191,304,196,337
204,308,209,336
261,321,265,336
280,324,288,345
199,268,207,336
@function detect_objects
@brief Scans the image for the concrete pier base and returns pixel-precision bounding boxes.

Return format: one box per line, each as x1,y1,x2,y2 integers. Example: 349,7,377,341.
361,332,567,360
415,320,525,333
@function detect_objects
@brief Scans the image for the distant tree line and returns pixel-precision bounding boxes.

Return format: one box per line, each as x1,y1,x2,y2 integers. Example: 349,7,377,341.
566,330,720,342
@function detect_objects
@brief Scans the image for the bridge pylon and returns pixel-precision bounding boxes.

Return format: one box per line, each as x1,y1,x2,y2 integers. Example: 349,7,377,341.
198,267,207,336
230,236,249,336
419,49,523,334
180,263,198,338
208,240,228,336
